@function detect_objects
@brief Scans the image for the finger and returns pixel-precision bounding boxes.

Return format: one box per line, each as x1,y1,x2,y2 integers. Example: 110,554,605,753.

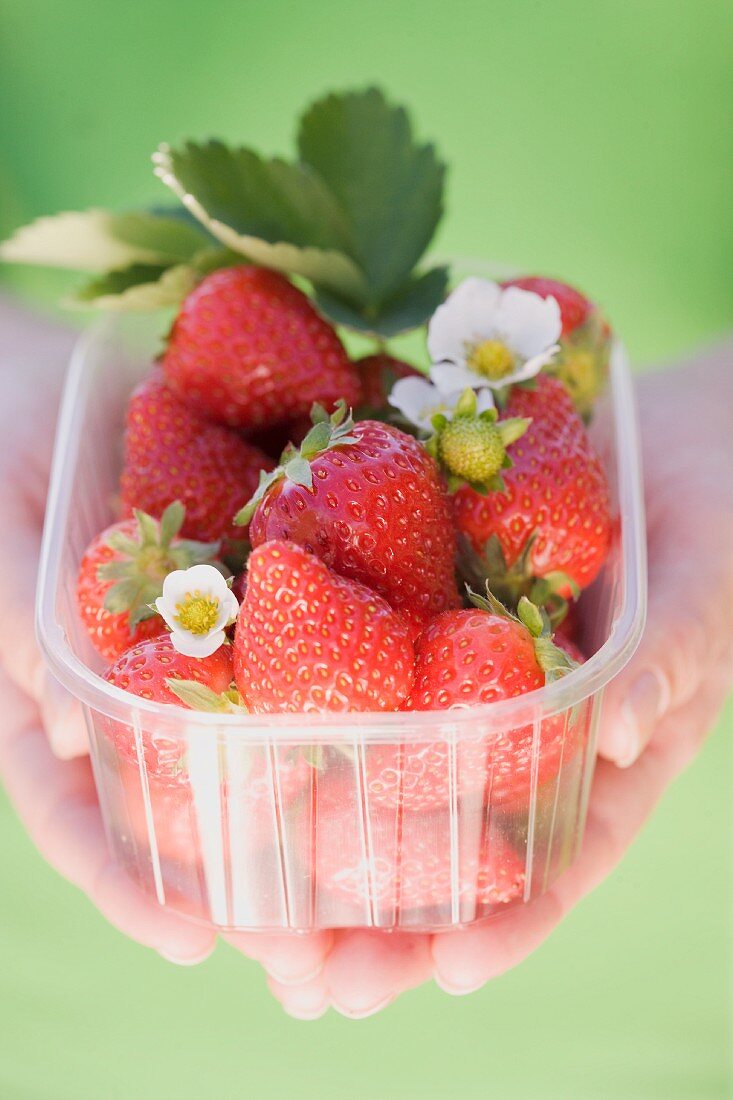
598,509,733,767
222,929,334,984
266,974,329,1021
325,930,433,1018
0,671,215,962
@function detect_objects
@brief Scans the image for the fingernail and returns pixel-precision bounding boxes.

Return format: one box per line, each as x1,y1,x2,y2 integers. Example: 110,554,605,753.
158,945,215,967
618,669,670,766
434,973,485,997
266,962,324,986
331,995,394,1019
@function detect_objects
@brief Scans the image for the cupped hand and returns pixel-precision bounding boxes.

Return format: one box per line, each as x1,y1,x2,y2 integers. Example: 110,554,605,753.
242,342,733,1018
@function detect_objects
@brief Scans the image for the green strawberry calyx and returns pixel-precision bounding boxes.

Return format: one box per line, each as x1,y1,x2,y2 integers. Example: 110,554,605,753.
166,680,247,713
99,500,222,628
467,585,579,684
457,530,580,629
235,400,358,526
424,389,531,494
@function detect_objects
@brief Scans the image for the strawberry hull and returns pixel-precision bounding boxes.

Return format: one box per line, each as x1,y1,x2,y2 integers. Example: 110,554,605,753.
36,307,646,933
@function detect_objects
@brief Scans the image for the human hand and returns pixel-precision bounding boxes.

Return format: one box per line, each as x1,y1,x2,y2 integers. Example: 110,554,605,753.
242,342,733,1018
0,297,217,965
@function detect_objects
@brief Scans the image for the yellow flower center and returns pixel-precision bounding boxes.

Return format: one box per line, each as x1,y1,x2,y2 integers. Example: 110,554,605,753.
175,592,220,635
467,339,516,380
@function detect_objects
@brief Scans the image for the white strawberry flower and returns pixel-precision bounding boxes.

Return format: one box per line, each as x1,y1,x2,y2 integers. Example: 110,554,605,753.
428,277,561,392
155,564,239,658
388,375,495,433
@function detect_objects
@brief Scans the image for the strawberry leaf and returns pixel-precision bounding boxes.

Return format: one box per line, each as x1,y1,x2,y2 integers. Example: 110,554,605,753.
315,265,448,337
298,88,446,304
71,263,198,310
152,141,368,302
0,209,207,270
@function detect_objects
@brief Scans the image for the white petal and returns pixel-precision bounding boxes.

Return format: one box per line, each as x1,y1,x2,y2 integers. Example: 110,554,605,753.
179,563,230,598
154,594,178,631
495,287,562,358
168,628,227,659
158,568,191,608
388,376,442,429
430,362,489,393
220,588,241,625
427,278,502,363
503,345,560,384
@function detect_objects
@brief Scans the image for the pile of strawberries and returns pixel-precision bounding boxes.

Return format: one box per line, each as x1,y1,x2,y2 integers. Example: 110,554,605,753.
76,263,613,915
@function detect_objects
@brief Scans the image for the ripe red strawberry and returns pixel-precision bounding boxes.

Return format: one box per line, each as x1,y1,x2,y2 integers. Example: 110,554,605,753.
452,375,611,604
120,369,273,543
501,275,612,417
103,633,233,784
240,404,461,633
353,353,423,413
364,593,586,811
162,265,362,430
233,540,415,713
315,778,525,912
76,502,220,661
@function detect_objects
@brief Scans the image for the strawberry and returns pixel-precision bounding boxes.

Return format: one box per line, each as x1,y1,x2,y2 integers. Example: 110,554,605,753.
76,502,220,661
239,403,461,633
233,540,415,713
162,265,362,430
315,777,525,912
103,633,233,784
353,353,423,414
364,593,585,812
501,276,612,418
120,369,273,544
451,375,612,608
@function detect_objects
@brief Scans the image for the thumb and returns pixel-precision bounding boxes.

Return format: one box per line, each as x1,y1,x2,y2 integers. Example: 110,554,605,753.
598,517,730,767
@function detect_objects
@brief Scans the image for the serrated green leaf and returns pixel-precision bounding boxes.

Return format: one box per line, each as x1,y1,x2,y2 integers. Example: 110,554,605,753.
298,88,445,303
316,266,448,337
70,263,198,310
0,209,207,271
109,211,208,261
153,141,367,301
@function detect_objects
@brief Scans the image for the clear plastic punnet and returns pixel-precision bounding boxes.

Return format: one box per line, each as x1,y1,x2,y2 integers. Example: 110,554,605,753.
36,311,647,933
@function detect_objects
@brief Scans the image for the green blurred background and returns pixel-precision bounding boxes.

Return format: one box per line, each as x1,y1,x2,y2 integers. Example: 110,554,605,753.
1,1,731,1097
